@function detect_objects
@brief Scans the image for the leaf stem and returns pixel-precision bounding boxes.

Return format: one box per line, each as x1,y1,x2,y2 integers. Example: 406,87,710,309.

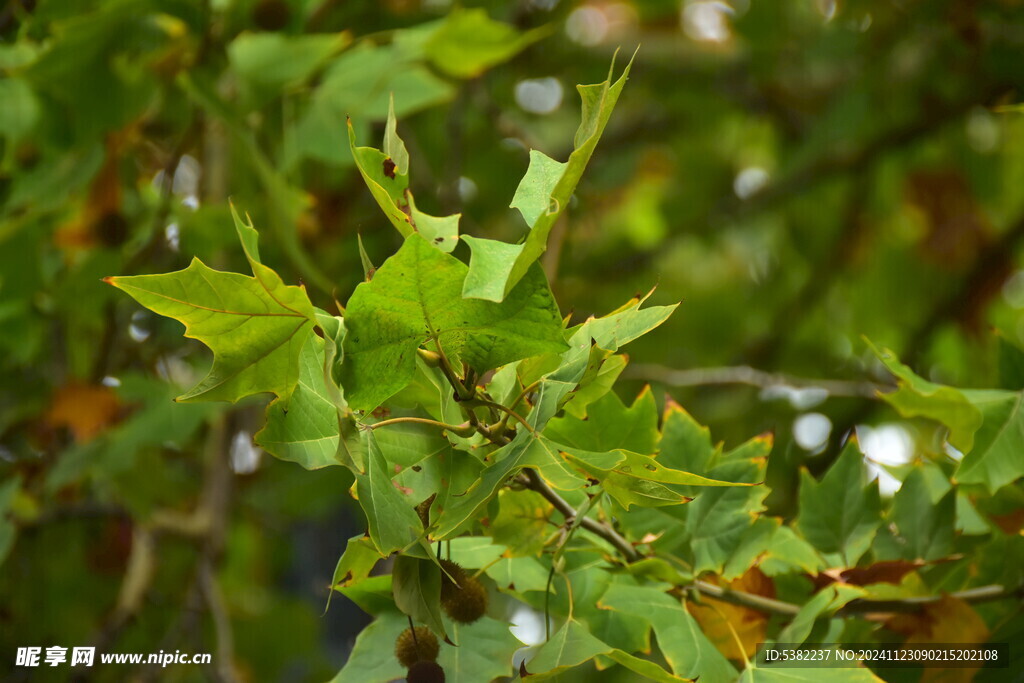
509,380,541,412
475,398,536,434
367,416,475,437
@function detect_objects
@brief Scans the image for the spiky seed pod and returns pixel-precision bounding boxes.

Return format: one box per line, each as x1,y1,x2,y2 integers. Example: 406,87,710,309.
407,660,445,683
443,574,488,623
394,627,439,668
437,559,466,603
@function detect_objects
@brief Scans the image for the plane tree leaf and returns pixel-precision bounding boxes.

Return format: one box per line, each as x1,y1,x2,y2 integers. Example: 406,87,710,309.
439,615,522,683
684,458,770,574
890,467,956,561
546,387,660,454
574,291,678,352
106,211,316,403
562,449,755,511
463,52,635,301
340,234,567,411
867,339,982,453
255,329,341,469
328,610,407,683
598,584,737,683
524,618,690,682
956,389,1024,492
795,439,882,565
349,110,460,252
392,555,449,642
353,432,424,554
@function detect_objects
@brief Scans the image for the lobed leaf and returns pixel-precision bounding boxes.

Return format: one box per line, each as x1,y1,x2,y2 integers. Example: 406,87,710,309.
795,439,881,565
340,234,566,411
867,339,982,453
106,210,316,403
599,584,737,683
463,52,636,301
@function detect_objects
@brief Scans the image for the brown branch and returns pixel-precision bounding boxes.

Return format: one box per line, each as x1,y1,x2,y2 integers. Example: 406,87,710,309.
517,467,1023,618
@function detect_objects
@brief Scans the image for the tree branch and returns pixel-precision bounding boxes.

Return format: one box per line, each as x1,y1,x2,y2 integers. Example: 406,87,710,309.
517,467,1023,618
624,363,889,399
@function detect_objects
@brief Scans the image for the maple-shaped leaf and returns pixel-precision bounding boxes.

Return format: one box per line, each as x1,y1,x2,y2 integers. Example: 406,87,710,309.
106,208,316,403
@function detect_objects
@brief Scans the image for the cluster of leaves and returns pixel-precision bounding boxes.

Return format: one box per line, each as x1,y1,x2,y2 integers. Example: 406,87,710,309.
0,3,557,679
106,51,1024,682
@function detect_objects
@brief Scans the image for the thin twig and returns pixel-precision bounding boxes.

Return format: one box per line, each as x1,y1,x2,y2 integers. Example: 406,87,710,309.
624,363,889,399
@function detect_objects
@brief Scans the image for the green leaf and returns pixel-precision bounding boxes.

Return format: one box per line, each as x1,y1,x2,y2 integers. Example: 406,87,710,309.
546,387,660,454
328,610,407,683
956,389,1024,492
292,41,453,167
439,615,523,683
463,52,635,301
522,620,606,677
599,584,737,683
392,555,449,642
255,330,345,469
228,32,349,90
384,93,410,176
890,468,956,561
331,535,381,590
106,214,316,403
740,664,883,682
353,432,424,554
350,112,460,251
357,234,376,281
408,197,460,253
489,489,552,556
569,568,652,656
795,439,881,564
423,8,547,79
563,449,753,510
335,574,395,617
575,291,678,353
561,352,627,419
685,459,769,573
511,150,568,227
867,339,982,453
658,400,717,474
775,584,866,644
756,523,826,577
340,234,566,411
432,432,570,539
348,118,413,238
325,535,382,615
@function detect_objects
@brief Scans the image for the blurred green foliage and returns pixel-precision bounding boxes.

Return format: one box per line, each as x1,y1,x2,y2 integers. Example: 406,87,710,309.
3,0,1024,681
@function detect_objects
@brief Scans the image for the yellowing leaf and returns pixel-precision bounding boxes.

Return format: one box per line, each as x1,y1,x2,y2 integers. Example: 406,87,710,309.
687,568,774,660
886,595,989,683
